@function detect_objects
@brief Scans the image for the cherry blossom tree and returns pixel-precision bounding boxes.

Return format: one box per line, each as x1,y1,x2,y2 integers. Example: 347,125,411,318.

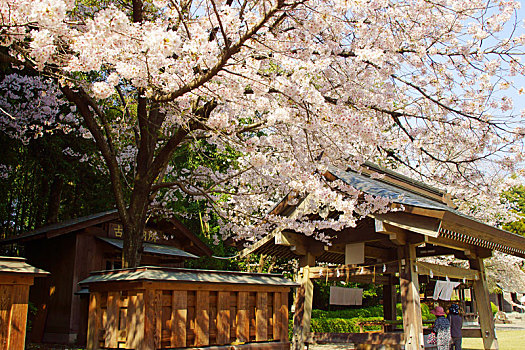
1,0,525,267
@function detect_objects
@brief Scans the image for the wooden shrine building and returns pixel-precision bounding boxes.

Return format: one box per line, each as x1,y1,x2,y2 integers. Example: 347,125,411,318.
0,210,213,345
240,163,525,350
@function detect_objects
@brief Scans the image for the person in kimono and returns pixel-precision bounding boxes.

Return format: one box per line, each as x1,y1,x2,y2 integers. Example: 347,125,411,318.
431,306,451,350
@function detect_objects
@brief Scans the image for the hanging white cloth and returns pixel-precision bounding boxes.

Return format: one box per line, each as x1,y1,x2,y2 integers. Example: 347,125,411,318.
330,286,363,305
433,280,460,301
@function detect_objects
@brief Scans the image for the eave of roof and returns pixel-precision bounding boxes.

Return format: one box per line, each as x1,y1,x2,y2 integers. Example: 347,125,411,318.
98,237,199,259
79,266,297,287
1,210,119,244
330,166,525,257
0,256,49,276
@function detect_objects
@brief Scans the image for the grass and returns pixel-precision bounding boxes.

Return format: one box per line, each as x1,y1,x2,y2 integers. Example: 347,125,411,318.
462,330,525,350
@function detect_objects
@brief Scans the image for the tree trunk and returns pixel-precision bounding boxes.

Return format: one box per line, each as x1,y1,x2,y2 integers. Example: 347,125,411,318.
121,180,151,268
46,175,63,224
122,221,145,268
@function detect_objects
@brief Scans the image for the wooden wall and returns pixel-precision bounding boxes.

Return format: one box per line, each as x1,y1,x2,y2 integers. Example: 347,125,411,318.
87,284,290,350
26,234,77,343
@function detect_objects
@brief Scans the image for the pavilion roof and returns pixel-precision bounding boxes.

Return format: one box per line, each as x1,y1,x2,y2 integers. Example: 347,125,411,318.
241,165,525,262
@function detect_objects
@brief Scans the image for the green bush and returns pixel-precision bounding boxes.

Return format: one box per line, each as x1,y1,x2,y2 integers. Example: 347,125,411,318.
396,303,435,321
310,317,360,333
491,302,498,315
421,303,436,321
311,305,383,319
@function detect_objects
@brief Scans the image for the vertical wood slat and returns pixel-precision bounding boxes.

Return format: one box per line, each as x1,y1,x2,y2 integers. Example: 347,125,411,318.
171,291,187,347
195,291,210,347
126,292,144,349
280,292,289,341
217,291,230,345
145,289,162,349
273,292,281,340
256,292,267,341
0,285,12,350
236,291,249,342
87,292,102,350
105,291,120,348
7,285,30,350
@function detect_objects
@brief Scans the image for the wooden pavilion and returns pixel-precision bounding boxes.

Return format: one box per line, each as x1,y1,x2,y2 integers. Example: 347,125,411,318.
0,210,213,345
240,163,525,350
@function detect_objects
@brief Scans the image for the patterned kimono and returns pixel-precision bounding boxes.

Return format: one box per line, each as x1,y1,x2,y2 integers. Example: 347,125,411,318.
433,315,451,350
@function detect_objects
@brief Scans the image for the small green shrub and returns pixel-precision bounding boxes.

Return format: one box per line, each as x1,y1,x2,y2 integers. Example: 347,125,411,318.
491,302,498,315
311,317,360,333
311,305,383,319
396,303,435,321
421,303,436,321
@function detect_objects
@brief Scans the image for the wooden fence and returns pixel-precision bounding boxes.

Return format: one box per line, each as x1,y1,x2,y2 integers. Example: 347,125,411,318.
81,267,295,350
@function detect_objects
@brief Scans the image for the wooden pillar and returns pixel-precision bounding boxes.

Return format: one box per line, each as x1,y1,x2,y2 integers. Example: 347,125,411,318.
469,257,498,350
383,274,396,331
398,245,423,350
292,266,313,350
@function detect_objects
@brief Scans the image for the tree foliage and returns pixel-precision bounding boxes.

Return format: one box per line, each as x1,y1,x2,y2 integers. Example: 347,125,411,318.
502,185,525,236
1,0,525,266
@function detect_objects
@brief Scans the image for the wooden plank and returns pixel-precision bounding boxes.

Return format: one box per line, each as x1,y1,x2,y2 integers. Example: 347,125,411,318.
126,292,145,349
195,291,210,347
171,290,187,347
86,292,101,350
373,212,441,238
236,292,249,342
7,285,30,350
292,267,313,350
416,261,479,280
273,292,282,341
280,292,288,341
398,245,423,350
470,258,499,349
217,291,230,345
145,289,162,349
0,284,12,350
105,291,120,348
255,292,268,341
0,275,33,286
462,328,482,338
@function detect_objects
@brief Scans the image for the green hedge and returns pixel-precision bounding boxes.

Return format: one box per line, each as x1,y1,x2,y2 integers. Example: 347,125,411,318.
311,305,383,319
287,316,385,339
311,317,360,333
288,304,437,339
311,304,435,321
